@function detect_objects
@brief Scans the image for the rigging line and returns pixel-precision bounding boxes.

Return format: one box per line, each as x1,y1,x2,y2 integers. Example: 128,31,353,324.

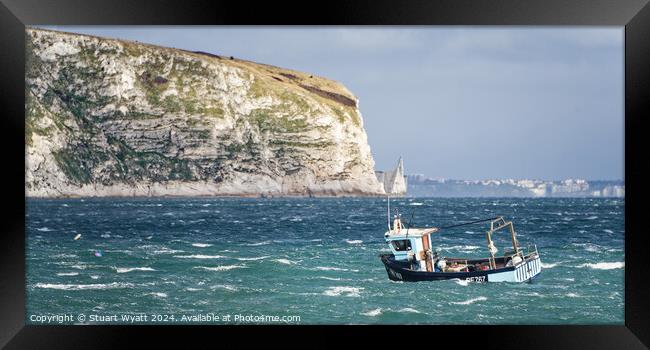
438,217,501,230
405,207,417,235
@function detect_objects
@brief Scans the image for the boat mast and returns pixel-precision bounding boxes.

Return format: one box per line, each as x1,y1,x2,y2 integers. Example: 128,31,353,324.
386,196,391,232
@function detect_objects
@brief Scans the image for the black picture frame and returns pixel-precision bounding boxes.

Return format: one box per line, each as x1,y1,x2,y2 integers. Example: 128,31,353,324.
1,0,648,348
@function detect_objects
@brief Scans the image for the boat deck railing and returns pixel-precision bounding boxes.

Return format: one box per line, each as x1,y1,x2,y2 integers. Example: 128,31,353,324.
501,244,538,268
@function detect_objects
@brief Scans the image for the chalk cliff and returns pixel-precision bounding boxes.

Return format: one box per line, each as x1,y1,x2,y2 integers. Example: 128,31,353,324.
25,28,385,197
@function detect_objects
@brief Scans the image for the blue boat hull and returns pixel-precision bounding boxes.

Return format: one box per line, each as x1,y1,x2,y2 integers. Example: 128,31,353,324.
379,253,541,283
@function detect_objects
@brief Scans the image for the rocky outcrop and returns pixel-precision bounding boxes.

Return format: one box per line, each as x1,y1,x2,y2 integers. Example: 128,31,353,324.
375,157,407,196
25,28,386,197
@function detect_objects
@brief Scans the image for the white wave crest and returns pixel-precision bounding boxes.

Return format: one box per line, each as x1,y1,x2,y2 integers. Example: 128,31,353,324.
398,308,421,314
361,308,382,316
36,227,54,232
541,262,558,268
323,286,363,297
578,262,624,270
114,267,156,273
318,276,343,281
210,284,239,291
34,282,132,290
194,265,247,271
236,256,270,261
441,245,480,251
572,243,604,253
148,292,167,298
345,240,363,244
191,243,212,248
274,259,295,265
453,279,469,286
152,248,184,254
242,241,271,246
56,272,79,276
173,255,227,259
451,296,487,305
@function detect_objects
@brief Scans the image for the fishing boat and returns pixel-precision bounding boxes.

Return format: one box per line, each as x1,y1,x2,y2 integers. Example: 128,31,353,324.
379,201,541,283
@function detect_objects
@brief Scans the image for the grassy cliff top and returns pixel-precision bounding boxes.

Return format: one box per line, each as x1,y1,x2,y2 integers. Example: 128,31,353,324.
27,27,359,110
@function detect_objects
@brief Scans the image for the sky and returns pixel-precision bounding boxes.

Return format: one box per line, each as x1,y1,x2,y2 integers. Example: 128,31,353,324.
41,26,624,180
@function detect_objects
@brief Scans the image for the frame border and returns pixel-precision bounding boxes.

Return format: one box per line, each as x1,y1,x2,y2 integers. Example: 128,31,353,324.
1,0,648,348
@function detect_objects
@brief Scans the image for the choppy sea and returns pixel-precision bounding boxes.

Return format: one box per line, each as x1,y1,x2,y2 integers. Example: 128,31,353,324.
26,197,624,324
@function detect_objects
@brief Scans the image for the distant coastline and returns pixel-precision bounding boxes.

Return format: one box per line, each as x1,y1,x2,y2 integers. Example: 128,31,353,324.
407,176,624,198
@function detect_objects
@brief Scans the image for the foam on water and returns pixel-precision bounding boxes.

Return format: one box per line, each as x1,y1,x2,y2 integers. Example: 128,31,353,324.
173,255,227,259
274,259,295,265
453,279,469,286
398,308,421,314
243,241,272,246
191,243,212,248
236,256,270,261
361,308,382,316
148,292,168,298
318,276,343,281
578,262,624,270
152,248,184,254
114,267,156,273
194,265,247,271
210,284,239,292
56,272,79,276
345,240,363,244
451,296,487,305
34,282,132,290
323,286,363,297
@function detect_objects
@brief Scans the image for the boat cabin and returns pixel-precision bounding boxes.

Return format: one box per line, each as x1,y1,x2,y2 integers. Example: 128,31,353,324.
384,215,439,272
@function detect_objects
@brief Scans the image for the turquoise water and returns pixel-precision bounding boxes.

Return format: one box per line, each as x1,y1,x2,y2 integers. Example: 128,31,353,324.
26,197,624,324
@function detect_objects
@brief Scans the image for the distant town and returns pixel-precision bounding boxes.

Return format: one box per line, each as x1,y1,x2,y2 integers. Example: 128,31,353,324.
406,175,624,198
374,157,624,198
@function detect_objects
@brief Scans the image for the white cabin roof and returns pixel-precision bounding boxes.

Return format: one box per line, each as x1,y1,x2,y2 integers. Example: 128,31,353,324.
385,227,439,238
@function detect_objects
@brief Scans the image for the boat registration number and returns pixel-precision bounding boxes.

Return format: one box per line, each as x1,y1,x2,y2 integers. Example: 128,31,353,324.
465,276,486,282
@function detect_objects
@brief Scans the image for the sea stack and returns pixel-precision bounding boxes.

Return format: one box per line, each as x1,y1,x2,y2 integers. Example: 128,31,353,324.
375,157,407,196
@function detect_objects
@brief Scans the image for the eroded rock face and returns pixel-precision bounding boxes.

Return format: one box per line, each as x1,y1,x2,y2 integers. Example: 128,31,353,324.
25,28,385,197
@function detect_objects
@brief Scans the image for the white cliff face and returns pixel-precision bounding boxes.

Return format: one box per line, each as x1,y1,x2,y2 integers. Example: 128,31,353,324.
25,28,385,197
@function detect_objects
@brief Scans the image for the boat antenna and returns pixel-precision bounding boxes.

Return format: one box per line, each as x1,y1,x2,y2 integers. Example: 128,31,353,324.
405,207,417,236
386,196,391,232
